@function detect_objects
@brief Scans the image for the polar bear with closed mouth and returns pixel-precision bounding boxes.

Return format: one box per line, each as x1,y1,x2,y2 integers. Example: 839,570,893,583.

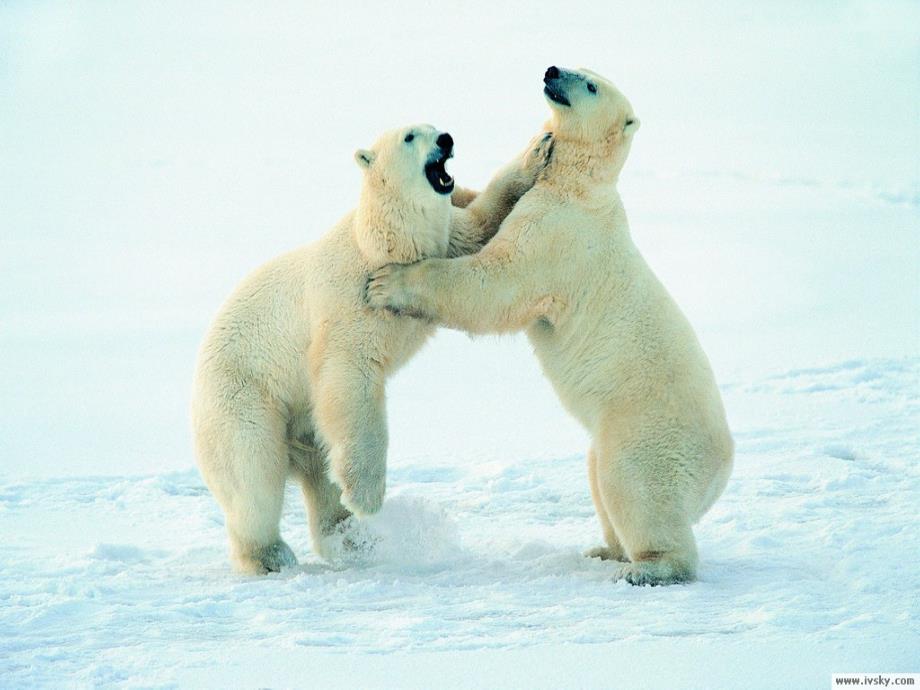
368,67,734,586
193,124,551,574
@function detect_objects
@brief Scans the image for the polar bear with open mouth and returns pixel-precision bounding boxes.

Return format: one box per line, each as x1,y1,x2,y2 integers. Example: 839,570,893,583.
193,124,551,573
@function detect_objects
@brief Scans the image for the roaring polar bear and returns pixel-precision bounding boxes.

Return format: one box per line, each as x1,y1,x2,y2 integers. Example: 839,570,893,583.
367,67,733,585
193,124,551,573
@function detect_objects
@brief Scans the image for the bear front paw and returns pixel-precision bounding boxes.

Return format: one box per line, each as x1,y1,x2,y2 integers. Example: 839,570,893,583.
366,264,430,319
366,263,407,312
520,131,554,179
339,473,386,517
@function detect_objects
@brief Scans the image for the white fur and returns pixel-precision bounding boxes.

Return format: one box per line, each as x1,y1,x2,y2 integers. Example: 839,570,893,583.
193,124,550,574
368,69,733,586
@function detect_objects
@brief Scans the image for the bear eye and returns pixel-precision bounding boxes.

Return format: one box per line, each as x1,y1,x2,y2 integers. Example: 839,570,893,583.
587,82,597,94
404,133,415,143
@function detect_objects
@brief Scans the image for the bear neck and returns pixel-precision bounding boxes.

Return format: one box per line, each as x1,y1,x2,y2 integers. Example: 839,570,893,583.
541,130,625,197
353,184,450,267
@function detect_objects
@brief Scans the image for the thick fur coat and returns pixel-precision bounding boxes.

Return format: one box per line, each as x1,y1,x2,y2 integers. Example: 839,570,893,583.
193,124,550,573
368,69,733,585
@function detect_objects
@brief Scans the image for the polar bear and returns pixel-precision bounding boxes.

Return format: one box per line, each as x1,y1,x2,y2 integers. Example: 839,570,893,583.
193,124,550,574
367,67,734,585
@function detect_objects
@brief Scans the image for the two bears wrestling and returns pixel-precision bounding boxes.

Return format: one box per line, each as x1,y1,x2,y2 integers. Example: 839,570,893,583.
192,66,733,586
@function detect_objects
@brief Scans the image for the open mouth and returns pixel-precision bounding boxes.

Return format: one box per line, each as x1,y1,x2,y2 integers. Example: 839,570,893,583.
425,149,454,195
543,84,570,107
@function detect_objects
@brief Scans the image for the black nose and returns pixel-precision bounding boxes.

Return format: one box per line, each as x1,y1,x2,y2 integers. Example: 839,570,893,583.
544,65,560,82
436,133,453,151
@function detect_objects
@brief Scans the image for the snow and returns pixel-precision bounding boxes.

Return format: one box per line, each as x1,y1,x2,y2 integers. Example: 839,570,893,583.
3,359,918,687
1,0,918,687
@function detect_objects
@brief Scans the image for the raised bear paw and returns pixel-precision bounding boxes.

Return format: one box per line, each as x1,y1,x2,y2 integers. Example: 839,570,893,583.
366,263,429,318
523,131,554,175
338,470,386,518
512,131,554,193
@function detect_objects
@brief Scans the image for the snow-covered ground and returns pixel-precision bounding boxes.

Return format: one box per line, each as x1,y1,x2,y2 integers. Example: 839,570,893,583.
1,1,918,688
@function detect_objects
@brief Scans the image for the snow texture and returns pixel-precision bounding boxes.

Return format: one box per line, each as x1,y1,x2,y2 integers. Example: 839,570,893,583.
1,1,918,688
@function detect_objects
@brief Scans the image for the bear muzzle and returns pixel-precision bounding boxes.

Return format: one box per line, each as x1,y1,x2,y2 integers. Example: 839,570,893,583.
543,65,571,107
424,134,454,195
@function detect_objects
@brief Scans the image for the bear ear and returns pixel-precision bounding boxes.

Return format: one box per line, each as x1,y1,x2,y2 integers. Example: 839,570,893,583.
354,149,376,169
624,117,640,136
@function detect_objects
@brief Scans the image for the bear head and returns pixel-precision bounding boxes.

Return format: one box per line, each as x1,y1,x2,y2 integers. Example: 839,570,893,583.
354,124,455,199
542,66,640,181
352,124,456,263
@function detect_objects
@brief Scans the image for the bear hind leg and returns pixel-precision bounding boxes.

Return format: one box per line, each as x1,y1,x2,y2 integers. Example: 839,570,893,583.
197,402,297,575
224,457,297,574
595,443,699,586
585,447,628,562
612,528,697,586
